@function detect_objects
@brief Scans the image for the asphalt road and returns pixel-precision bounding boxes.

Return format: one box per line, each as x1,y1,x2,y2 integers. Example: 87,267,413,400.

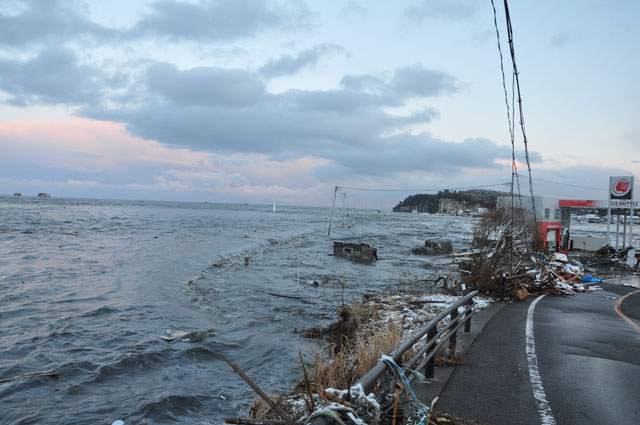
436,284,640,425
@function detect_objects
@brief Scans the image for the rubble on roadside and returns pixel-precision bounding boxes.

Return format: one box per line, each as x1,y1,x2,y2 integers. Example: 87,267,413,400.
587,244,639,268
508,252,604,297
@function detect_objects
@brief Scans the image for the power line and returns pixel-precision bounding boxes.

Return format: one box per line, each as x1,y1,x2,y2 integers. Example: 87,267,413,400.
503,0,537,222
336,183,511,192
514,173,604,192
491,0,530,263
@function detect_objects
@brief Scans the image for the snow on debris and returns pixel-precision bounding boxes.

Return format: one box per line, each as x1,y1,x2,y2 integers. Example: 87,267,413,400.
363,291,493,337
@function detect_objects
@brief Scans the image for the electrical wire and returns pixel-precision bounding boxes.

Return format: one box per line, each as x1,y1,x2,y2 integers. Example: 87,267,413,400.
336,183,511,192
490,0,531,262
514,173,604,192
502,0,537,221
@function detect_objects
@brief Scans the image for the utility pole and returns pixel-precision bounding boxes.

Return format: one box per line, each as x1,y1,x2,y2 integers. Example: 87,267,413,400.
328,186,338,236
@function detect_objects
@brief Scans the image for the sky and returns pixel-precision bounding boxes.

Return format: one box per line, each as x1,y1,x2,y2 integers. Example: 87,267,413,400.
1,0,638,208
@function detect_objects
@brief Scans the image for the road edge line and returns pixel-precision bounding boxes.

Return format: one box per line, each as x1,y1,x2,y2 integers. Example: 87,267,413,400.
615,289,640,331
526,295,556,425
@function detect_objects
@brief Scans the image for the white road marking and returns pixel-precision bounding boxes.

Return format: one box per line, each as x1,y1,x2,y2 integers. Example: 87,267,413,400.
526,295,556,425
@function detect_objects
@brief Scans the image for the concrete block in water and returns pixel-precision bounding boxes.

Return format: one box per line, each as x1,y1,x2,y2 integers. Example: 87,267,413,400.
412,240,453,255
333,242,377,263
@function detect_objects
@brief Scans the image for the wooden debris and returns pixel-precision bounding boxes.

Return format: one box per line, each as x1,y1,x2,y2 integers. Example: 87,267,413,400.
391,387,400,425
224,418,302,425
221,355,296,425
0,371,58,384
298,350,315,414
313,388,351,408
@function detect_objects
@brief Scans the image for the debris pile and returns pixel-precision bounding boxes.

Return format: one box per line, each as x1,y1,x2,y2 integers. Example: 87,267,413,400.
588,245,639,268
510,252,603,297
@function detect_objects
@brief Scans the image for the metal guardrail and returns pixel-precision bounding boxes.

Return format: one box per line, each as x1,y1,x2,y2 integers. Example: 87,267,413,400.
308,291,478,425
357,290,478,393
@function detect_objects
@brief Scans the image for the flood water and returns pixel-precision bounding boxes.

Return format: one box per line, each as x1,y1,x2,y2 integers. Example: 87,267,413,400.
0,196,478,424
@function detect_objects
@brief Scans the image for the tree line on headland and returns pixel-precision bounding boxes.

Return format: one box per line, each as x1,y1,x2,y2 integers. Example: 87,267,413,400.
392,189,506,213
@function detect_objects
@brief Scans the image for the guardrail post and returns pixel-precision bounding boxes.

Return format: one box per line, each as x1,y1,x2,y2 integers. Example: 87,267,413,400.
425,328,438,378
449,309,459,351
464,300,473,333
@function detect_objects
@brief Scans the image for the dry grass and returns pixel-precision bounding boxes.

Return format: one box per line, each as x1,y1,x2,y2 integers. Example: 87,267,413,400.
311,315,404,390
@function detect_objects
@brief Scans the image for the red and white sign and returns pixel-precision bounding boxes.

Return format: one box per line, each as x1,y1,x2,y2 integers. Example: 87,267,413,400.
610,176,634,200
559,199,608,208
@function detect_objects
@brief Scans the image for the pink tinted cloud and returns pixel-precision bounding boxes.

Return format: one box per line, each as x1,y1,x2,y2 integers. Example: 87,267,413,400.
0,118,336,204
0,118,213,170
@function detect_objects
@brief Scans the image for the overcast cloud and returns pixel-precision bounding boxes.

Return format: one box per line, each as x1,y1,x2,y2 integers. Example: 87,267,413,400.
1,0,636,205
125,0,310,42
259,43,344,78
0,47,104,106
0,0,113,47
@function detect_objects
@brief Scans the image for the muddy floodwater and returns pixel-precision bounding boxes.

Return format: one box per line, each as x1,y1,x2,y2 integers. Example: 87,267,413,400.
1,197,477,424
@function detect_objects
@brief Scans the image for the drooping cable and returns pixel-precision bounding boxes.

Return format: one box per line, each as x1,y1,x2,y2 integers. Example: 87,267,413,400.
502,0,537,222
490,0,531,265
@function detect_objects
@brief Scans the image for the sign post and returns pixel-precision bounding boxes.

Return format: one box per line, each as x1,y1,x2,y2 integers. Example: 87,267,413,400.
609,176,634,248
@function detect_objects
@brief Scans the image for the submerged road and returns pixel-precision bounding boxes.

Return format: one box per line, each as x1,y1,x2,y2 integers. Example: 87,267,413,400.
436,283,640,425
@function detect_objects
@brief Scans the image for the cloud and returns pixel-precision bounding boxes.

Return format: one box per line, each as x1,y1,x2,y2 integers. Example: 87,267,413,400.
259,43,344,78
390,65,458,98
126,0,312,42
0,47,104,106
341,64,458,101
324,135,519,178
523,166,637,200
0,0,312,52
340,1,368,19
0,0,113,47
550,31,579,47
80,61,457,156
70,59,520,184
147,62,266,107
0,118,214,174
403,0,479,24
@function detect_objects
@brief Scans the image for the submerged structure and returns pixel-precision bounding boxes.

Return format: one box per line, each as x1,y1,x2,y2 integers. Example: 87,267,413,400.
412,240,453,255
333,242,377,263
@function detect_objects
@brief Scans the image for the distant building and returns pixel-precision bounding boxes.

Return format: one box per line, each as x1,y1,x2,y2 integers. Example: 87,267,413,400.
498,195,562,251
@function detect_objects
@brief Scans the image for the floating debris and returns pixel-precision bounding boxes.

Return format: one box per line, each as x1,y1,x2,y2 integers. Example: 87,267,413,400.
160,329,189,341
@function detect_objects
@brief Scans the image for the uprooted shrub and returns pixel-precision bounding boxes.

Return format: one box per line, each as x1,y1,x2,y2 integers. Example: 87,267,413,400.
461,206,540,295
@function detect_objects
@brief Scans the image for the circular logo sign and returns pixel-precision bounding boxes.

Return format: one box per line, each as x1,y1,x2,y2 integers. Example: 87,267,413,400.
612,178,631,196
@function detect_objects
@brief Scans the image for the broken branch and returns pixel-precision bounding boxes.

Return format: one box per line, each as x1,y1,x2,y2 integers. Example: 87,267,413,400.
298,350,315,413
223,419,302,425
0,371,58,384
220,354,296,425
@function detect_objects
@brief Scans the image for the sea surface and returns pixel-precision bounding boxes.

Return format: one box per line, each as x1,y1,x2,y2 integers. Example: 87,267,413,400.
0,196,478,424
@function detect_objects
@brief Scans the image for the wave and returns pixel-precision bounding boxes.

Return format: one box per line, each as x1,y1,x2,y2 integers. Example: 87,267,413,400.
79,306,120,318
184,229,323,290
87,349,171,384
129,394,213,423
